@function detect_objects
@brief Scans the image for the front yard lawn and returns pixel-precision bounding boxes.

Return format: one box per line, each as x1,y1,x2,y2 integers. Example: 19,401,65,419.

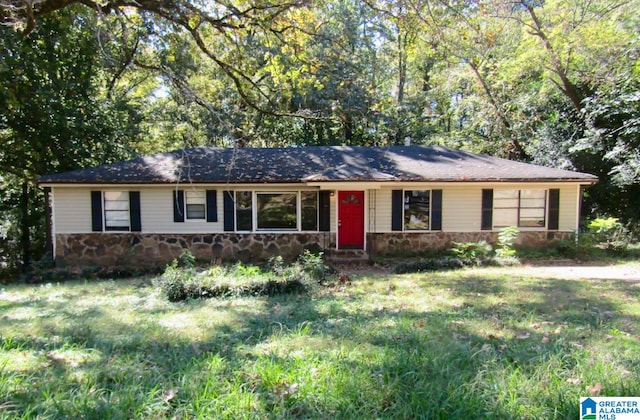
1,265,639,418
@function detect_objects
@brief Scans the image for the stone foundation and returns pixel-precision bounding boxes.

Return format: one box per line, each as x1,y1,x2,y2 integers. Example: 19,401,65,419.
367,231,573,256
55,230,572,268
55,233,335,268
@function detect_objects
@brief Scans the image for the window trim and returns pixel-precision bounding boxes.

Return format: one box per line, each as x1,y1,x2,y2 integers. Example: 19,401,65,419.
402,189,432,231
256,192,298,231
230,190,320,233
184,189,206,221
493,189,547,229
103,190,131,232
301,190,319,232
235,190,253,231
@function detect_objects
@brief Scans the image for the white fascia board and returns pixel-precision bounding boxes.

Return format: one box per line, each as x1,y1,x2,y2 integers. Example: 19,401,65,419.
377,181,592,189
305,182,383,190
39,182,313,189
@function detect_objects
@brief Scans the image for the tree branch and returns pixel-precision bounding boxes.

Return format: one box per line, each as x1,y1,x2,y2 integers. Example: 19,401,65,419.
522,2,584,110
468,60,528,159
1,0,308,33
1,0,330,121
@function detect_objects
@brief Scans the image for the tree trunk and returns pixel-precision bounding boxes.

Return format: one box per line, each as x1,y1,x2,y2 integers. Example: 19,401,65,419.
524,3,584,111
469,62,528,160
20,181,31,272
343,113,353,144
397,29,406,104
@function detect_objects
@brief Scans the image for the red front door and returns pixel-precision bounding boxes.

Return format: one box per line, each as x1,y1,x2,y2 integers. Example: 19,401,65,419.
338,191,365,249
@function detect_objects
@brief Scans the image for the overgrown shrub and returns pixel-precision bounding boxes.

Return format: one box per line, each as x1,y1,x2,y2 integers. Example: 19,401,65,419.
159,260,190,302
232,262,262,277
265,255,286,274
553,218,632,258
176,249,196,268
251,278,306,296
156,251,334,302
586,217,631,252
495,226,519,259
297,250,333,281
450,240,494,266
549,217,637,259
395,257,464,274
553,234,591,259
396,239,506,274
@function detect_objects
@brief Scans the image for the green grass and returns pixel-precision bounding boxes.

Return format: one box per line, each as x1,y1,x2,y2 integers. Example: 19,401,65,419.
1,266,639,418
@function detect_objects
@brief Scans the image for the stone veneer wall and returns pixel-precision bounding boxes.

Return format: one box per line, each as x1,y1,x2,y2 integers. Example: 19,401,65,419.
55,233,335,268
56,231,572,268
367,231,573,256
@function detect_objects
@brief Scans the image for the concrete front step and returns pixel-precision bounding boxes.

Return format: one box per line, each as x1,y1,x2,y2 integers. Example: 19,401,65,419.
326,249,370,264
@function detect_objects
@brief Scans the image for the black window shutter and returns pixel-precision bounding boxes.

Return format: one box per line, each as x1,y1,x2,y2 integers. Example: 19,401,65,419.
91,191,103,232
481,189,493,230
318,191,331,232
392,190,403,231
548,189,560,230
173,190,185,223
129,191,141,232
223,191,234,231
206,190,218,222
431,189,443,231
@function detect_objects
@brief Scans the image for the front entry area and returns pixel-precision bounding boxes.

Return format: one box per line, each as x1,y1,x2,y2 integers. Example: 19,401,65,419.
337,190,365,249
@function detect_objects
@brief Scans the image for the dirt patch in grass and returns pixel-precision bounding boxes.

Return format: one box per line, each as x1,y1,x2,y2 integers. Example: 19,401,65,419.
513,259,640,281
357,257,640,280
512,264,640,281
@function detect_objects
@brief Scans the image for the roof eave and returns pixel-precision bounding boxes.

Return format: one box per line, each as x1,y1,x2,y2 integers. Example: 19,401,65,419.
38,176,599,187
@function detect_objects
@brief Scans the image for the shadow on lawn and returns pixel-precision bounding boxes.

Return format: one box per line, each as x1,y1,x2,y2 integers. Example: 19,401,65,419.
1,273,639,418
445,275,638,326
169,274,639,417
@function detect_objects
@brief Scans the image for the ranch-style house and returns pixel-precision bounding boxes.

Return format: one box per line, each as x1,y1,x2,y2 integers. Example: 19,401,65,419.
37,145,598,267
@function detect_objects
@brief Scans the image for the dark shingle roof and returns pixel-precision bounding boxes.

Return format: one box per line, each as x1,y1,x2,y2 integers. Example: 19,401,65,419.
37,145,598,184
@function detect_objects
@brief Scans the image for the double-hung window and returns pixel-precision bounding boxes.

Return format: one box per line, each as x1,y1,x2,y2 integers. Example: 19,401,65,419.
404,190,430,230
104,191,130,231
185,190,206,220
93,190,140,232
301,191,318,231
235,191,253,231
392,189,442,231
494,189,546,228
173,190,217,223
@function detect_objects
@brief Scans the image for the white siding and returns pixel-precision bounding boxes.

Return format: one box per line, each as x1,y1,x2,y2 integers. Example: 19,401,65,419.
373,189,392,232
371,183,582,233
442,186,483,232
558,185,579,231
51,183,583,235
141,188,223,233
53,187,92,234
330,193,337,232
52,185,331,234
52,186,224,234
372,186,481,232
